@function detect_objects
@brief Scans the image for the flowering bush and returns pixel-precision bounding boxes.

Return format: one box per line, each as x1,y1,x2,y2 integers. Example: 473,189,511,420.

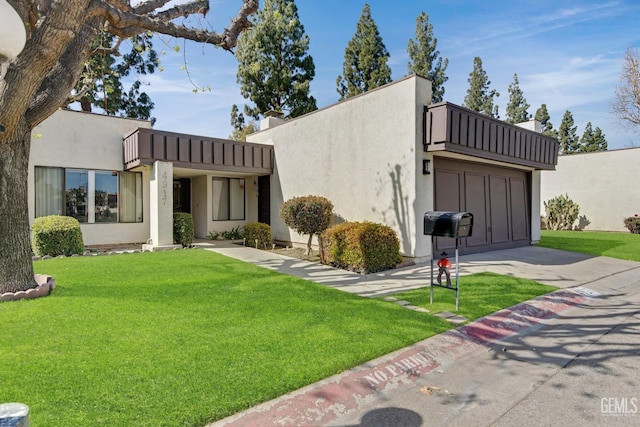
623,214,640,234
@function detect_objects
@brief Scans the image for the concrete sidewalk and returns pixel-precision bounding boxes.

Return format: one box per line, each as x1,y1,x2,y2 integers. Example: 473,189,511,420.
201,242,640,426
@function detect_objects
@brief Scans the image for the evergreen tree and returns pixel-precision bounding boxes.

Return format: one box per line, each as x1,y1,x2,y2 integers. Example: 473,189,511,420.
68,30,158,123
463,57,500,118
407,12,448,103
505,73,531,124
229,104,258,141
557,110,579,154
579,122,608,152
535,104,556,136
337,3,392,100
235,0,317,120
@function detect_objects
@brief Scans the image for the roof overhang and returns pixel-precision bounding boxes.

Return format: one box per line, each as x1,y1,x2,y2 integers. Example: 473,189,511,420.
123,128,273,175
425,102,559,170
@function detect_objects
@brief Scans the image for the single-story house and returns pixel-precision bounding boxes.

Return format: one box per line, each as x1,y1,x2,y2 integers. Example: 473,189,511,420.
540,147,640,232
28,75,558,261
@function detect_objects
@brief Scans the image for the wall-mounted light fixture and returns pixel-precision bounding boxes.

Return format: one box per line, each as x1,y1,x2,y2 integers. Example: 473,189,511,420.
253,179,259,197
422,159,431,175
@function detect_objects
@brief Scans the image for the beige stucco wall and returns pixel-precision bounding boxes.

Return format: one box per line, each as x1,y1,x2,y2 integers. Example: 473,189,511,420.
29,109,152,245
540,148,640,232
248,75,435,259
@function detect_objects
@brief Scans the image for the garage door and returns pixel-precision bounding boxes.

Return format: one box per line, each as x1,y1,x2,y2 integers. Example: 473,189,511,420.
434,158,530,255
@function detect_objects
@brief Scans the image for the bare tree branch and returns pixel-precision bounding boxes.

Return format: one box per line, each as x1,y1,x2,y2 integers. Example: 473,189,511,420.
97,0,258,51
612,47,640,129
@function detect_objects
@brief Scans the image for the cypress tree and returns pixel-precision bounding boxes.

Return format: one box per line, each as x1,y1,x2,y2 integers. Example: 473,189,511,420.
407,11,448,103
463,57,500,118
337,3,392,100
557,110,579,154
579,122,608,152
505,73,531,124
535,104,556,136
235,0,317,120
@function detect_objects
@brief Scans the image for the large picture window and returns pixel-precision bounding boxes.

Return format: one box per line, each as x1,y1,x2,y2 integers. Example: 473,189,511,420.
35,167,143,223
212,177,245,221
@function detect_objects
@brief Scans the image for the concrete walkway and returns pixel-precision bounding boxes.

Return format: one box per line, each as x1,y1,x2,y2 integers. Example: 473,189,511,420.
199,242,640,426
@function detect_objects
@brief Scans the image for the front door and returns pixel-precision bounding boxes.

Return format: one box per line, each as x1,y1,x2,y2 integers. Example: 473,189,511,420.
258,175,270,224
173,178,191,213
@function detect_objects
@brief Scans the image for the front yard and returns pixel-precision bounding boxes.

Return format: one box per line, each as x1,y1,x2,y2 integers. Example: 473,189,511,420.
539,229,640,261
1,249,555,426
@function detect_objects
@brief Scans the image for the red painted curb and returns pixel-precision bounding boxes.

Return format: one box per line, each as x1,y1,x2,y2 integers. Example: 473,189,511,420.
210,287,590,426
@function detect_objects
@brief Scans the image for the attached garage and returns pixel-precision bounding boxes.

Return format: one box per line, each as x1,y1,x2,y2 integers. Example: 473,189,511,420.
425,102,558,255
434,158,530,254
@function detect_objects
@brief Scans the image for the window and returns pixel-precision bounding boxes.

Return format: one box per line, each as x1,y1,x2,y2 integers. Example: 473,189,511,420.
35,167,142,223
212,177,245,221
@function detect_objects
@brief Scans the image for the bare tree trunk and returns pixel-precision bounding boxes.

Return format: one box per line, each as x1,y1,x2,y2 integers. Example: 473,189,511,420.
0,119,37,293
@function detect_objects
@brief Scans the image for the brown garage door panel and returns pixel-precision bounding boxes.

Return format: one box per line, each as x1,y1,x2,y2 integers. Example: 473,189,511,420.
465,172,489,247
510,177,529,241
434,158,531,255
489,175,511,243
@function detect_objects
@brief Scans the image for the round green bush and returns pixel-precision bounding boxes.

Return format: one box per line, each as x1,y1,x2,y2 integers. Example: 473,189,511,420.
243,222,272,248
322,221,402,274
31,215,84,257
173,212,194,247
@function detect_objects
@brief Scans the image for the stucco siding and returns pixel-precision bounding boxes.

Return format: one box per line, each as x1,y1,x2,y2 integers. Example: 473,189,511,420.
540,148,640,232
248,75,434,259
28,109,152,245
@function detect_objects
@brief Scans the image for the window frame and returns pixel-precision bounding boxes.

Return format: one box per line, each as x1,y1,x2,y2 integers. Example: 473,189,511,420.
212,177,245,221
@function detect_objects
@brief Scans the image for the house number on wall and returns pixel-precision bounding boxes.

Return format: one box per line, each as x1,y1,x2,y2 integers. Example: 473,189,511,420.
161,171,168,206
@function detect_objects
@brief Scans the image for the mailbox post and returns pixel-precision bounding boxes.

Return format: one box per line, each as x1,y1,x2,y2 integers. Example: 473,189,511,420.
423,211,473,311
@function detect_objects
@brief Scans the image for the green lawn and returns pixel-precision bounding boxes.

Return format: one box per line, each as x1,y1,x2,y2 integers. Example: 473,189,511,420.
387,272,556,321
1,250,557,426
2,250,452,426
539,229,640,261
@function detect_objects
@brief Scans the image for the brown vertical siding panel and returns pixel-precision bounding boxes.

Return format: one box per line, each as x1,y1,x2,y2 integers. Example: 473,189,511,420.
191,139,202,164
166,135,178,161
233,144,243,166
460,113,468,147
489,123,497,153
214,141,223,165
253,146,262,169
244,145,253,167
467,115,475,148
451,109,460,144
223,143,234,165
514,131,521,158
178,137,190,162
496,125,504,154
138,132,151,161
475,118,484,149
152,133,166,160
508,129,516,157
202,140,212,164
482,120,490,151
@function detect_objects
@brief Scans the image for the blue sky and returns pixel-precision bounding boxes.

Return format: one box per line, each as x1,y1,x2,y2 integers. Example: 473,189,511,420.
118,0,640,149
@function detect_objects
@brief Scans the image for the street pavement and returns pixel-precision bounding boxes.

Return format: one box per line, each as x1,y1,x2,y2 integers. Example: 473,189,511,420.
200,242,640,427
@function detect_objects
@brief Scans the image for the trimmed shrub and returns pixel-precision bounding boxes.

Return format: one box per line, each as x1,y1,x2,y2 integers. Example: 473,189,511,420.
244,222,272,248
321,221,402,274
173,212,194,247
624,215,640,234
31,215,84,257
280,195,334,256
544,194,580,230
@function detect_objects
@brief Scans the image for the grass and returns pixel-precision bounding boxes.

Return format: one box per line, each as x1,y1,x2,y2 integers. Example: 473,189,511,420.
539,229,640,261
2,250,452,427
388,272,557,321
1,250,558,426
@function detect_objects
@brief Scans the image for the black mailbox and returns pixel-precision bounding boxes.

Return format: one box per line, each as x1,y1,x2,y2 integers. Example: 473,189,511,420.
423,211,473,238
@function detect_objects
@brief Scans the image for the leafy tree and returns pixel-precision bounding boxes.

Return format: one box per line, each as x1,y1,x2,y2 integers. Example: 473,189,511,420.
505,73,531,124
235,0,317,120
579,122,608,152
557,110,579,154
463,57,500,118
229,104,258,141
280,195,333,256
407,11,448,103
337,3,392,100
535,104,556,136
0,0,258,294
67,30,159,124
612,47,640,129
